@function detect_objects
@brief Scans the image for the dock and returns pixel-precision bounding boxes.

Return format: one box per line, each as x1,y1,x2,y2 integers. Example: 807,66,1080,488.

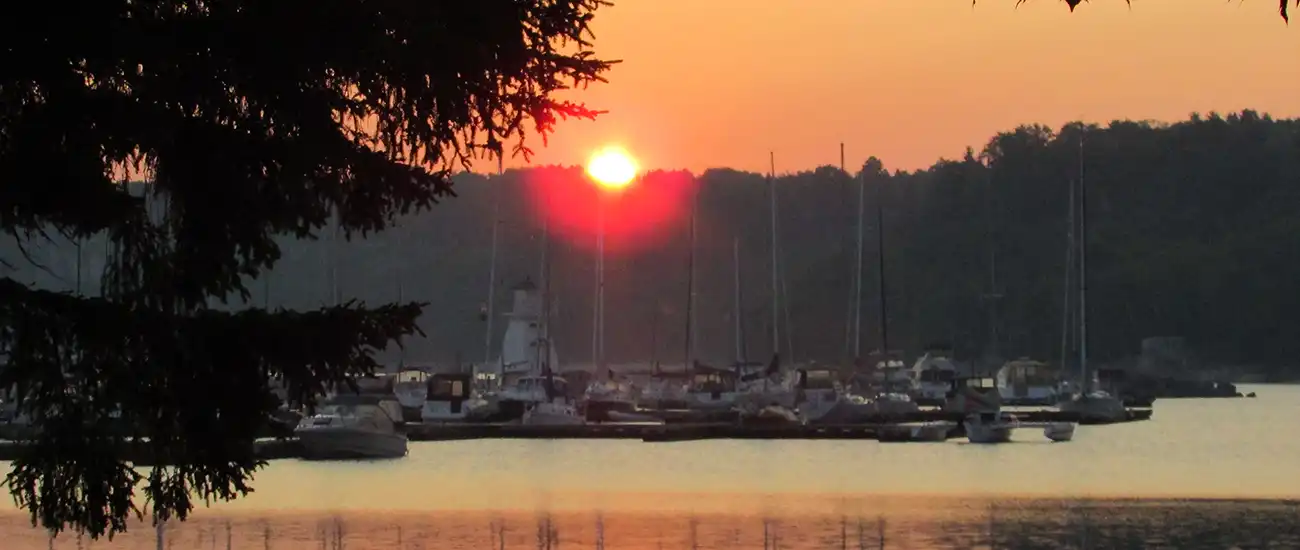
0,409,1151,461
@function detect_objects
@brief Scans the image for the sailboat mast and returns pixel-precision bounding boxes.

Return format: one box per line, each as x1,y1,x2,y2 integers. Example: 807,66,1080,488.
769,151,780,357
983,156,1003,366
484,155,503,365
733,238,743,364
1060,177,1076,374
684,178,698,371
540,177,553,375
1078,134,1089,391
851,149,865,360
594,191,605,374
876,176,889,354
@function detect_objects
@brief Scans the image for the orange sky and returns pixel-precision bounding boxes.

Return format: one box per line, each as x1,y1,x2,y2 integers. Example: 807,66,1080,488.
497,0,1299,175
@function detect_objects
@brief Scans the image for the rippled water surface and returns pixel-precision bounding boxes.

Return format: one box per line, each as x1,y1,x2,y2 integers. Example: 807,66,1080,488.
2,384,1297,548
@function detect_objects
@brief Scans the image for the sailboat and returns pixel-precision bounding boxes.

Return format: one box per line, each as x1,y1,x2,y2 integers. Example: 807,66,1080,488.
582,183,641,419
730,154,798,414
797,146,899,425
685,176,743,411
1056,133,1128,424
522,171,584,426
860,158,919,417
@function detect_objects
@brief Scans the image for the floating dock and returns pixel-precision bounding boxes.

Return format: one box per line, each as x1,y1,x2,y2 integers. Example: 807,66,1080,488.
0,409,1152,461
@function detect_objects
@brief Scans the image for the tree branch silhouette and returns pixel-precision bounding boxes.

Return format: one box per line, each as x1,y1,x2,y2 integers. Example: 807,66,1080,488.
0,0,612,538
981,0,1295,22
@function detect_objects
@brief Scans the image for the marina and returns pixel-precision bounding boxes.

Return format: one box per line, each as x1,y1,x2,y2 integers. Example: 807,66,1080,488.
0,407,1151,462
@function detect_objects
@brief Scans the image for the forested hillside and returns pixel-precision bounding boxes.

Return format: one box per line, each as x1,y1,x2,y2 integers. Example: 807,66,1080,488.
4,111,1296,370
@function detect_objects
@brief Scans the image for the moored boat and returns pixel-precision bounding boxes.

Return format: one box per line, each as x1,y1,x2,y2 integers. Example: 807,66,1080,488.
294,394,408,460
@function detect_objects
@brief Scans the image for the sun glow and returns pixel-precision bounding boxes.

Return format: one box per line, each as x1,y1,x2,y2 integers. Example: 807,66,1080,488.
585,146,639,190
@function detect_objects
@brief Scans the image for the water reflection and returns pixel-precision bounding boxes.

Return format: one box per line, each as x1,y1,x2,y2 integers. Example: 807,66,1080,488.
6,497,1298,549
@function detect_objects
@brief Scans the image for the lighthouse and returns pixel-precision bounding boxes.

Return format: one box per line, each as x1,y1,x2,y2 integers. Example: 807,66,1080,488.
498,277,559,378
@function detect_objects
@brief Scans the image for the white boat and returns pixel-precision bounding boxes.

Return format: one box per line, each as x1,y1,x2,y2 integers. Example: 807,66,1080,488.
794,368,849,423
500,375,567,404
685,368,739,411
910,349,959,404
295,395,408,460
963,411,1018,444
584,379,640,409
638,377,690,409
1055,141,1132,426
1043,422,1076,442
1057,390,1128,424
393,368,430,422
869,353,914,396
735,371,799,410
868,392,920,417
522,401,585,426
996,358,1064,406
877,421,954,442
420,373,488,423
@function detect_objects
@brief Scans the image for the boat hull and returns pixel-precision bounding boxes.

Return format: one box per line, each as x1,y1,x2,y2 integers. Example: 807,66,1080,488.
965,425,1013,444
1058,394,1128,424
522,411,586,426
295,427,408,460
1043,422,1076,442
606,410,664,424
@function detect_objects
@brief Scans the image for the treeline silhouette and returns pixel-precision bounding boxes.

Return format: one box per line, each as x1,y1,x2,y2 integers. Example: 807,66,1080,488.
4,110,1296,372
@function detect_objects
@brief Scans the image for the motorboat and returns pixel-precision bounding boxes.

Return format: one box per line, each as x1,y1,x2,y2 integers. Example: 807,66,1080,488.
421,373,488,423
393,368,430,422
996,358,1064,406
910,348,959,406
876,421,954,443
294,394,408,460
1057,390,1128,424
963,411,1018,444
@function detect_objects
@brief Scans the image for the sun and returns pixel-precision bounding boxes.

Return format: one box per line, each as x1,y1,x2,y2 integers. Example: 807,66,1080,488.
585,146,639,190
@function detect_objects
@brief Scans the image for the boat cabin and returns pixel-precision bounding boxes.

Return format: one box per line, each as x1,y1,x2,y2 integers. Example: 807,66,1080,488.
509,375,568,399
996,358,1061,396
428,373,472,400
689,364,736,398
316,393,404,428
795,368,838,391
912,348,959,396
943,375,1002,414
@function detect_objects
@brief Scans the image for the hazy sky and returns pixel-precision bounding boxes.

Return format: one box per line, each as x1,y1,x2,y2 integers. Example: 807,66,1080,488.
499,0,1298,175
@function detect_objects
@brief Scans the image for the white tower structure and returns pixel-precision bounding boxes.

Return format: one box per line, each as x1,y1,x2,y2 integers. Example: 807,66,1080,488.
498,277,559,378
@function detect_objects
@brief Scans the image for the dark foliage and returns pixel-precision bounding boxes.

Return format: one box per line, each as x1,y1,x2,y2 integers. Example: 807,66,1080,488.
0,0,611,538
12,111,1284,377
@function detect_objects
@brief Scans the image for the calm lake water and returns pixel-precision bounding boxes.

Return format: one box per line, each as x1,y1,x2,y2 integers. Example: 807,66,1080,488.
2,384,1297,549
